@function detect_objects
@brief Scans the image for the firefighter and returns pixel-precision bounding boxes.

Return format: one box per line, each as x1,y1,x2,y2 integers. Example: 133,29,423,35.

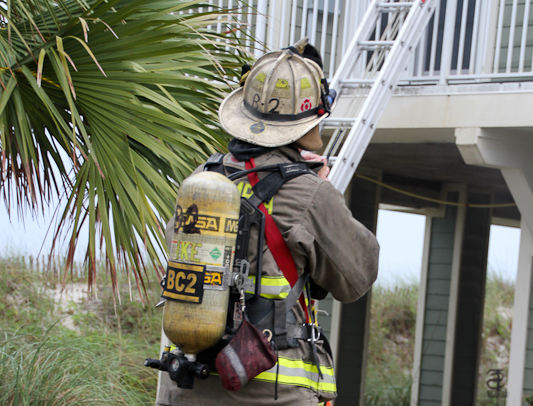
155,40,379,406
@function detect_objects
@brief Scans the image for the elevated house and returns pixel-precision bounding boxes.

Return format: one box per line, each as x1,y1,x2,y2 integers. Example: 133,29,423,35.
195,1,533,405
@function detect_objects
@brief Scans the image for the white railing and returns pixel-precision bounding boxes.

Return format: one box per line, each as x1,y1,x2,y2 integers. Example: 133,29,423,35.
209,0,359,79
376,0,533,84
211,0,533,87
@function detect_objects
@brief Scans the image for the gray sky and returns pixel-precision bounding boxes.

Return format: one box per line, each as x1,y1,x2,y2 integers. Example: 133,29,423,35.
0,205,521,286
375,210,520,286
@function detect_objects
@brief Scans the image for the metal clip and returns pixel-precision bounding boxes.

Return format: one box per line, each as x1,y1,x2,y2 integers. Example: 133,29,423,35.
306,323,321,343
232,259,252,292
239,288,246,313
263,329,273,342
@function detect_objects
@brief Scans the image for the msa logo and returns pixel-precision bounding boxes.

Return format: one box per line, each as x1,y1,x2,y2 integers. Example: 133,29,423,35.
182,214,219,231
204,271,223,287
175,204,220,234
225,218,238,234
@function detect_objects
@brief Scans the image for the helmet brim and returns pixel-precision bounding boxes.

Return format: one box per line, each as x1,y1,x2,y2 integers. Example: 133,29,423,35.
218,87,331,148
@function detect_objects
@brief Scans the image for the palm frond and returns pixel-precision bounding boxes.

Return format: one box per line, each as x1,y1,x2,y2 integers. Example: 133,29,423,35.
0,0,252,298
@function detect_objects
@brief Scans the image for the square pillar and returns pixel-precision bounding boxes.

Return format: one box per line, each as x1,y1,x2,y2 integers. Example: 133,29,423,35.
412,189,465,406
450,192,492,405
507,223,533,406
412,187,492,405
334,173,380,406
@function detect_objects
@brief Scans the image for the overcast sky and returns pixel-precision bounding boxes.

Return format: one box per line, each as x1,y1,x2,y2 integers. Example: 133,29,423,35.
375,210,521,286
1,204,521,287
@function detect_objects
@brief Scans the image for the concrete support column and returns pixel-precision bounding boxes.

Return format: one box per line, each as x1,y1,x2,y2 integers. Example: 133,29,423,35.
456,127,533,232
411,187,466,406
335,292,372,406
450,192,492,405
507,224,533,406
411,186,492,406
334,173,380,406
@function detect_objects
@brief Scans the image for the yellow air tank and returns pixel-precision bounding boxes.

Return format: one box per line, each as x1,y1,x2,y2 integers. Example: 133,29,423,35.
162,171,240,361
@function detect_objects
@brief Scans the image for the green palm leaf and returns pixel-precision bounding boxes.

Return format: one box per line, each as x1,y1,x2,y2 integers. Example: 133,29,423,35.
0,0,251,299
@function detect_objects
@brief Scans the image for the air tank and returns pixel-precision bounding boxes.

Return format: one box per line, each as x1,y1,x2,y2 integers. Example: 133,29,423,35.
162,171,240,360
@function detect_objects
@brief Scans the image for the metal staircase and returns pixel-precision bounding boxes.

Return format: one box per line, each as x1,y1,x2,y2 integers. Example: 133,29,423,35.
324,0,440,194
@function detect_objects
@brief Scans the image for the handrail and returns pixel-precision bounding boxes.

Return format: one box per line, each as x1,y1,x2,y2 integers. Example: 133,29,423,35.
210,1,533,86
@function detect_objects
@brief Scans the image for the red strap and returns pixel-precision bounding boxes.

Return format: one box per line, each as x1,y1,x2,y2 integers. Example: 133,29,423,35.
245,158,309,321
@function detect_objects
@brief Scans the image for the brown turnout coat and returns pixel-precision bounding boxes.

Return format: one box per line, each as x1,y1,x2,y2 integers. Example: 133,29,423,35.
156,146,379,406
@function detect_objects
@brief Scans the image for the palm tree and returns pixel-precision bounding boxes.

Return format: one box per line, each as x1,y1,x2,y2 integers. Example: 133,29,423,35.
0,0,249,298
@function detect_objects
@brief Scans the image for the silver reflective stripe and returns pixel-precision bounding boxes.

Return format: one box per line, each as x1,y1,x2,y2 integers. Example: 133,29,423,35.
223,345,248,386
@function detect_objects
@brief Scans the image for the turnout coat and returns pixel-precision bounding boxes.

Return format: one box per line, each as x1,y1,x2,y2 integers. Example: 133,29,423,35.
156,143,379,406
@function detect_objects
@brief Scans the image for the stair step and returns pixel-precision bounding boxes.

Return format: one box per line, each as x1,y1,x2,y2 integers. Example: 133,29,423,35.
358,40,395,50
323,118,358,125
377,2,414,10
340,79,376,87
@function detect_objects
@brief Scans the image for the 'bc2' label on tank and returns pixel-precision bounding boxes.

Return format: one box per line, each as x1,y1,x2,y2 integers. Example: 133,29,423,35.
162,261,205,304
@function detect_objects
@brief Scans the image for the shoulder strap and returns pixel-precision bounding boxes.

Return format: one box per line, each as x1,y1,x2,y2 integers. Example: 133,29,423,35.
245,158,310,321
204,153,248,175
250,163,316,205
203,153,225,174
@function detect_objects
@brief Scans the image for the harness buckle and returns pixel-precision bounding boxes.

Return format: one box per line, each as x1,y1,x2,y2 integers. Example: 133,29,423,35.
306,323,321,343
231,259,252,292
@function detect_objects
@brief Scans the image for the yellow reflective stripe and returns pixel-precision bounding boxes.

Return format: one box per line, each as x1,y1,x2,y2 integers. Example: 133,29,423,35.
254,356,336,393
278,356,335,376
257,291,289,299
255,372,337,393
248,275,290,286
245,275,291,299
237,182,274,214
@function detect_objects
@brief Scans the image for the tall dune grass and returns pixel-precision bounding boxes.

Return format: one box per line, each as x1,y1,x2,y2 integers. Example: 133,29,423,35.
0,253,161,405
0,254,517,405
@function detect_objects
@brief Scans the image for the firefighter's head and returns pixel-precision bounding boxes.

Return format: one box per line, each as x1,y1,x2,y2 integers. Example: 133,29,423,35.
218,38,336,151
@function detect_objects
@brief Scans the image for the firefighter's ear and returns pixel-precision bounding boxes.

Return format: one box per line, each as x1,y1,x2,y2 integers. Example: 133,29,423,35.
239,64,252,87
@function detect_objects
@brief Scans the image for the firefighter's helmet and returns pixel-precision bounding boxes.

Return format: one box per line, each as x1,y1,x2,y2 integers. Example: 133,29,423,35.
219,38,336,151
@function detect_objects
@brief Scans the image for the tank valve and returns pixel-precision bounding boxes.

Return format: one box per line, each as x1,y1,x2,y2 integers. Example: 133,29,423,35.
144,350,209,389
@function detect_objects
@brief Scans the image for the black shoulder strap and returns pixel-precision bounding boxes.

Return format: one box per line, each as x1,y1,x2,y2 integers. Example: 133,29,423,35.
203,153,225,175
249,163,318,206
205,155,323,207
